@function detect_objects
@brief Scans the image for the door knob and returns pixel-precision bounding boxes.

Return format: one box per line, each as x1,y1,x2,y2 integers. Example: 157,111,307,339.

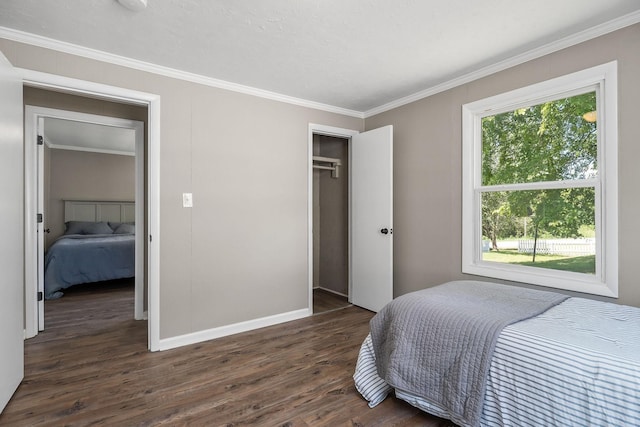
380,228,389,234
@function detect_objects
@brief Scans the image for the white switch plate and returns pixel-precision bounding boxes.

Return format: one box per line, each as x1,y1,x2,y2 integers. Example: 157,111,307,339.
183,192,193,208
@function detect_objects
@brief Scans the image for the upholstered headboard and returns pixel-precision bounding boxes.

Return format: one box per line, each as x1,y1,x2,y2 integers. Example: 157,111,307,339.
64,200,135,223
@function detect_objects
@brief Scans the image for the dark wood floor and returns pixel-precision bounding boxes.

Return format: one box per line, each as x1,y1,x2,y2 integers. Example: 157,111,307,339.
1,281,453,426
313,288,351,314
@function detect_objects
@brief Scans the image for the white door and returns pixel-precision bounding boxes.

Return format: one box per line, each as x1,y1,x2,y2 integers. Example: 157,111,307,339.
0,50,25,412
37,117,45,330
351,125,393,312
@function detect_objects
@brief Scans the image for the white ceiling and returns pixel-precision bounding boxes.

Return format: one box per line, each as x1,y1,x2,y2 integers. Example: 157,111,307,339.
43,118,135,155
1,0,639,115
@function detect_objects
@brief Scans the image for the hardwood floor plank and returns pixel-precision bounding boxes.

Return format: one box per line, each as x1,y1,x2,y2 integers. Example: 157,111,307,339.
0,281,453,426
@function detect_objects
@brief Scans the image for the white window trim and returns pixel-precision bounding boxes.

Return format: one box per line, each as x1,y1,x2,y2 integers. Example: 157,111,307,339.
462,61,618,298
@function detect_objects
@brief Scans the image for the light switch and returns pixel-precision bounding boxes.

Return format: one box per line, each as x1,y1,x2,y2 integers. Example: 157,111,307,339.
183,193,193,208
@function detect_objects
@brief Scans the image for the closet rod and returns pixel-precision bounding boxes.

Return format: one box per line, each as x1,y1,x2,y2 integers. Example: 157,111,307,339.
312,155,342,179
312,155,341,164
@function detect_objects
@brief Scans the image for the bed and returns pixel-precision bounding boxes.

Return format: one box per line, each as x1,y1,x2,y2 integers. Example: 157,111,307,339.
44,200,136,299
353,280,640,427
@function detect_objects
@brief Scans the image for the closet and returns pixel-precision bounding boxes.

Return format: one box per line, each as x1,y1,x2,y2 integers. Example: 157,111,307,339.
312,134,350,313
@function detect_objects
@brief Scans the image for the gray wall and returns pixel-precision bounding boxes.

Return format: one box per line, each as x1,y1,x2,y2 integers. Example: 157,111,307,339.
46,149,135,247
366,24,640,307
2,38,363,340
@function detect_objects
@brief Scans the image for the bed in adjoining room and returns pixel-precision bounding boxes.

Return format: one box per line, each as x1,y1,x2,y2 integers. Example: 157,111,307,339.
354,280,640,427
44,200,136,299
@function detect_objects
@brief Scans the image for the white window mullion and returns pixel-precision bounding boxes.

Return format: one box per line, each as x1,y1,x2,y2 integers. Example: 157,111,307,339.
478,178,599,193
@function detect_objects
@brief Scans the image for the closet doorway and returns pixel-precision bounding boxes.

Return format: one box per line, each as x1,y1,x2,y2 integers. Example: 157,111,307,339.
308,123,394,315
312,133,352,314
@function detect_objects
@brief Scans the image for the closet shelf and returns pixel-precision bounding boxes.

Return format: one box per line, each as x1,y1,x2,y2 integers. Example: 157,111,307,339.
312,156,342,178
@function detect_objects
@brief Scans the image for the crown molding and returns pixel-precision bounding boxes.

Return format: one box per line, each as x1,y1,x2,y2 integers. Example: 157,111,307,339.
0,26,364,119
363,10,640,118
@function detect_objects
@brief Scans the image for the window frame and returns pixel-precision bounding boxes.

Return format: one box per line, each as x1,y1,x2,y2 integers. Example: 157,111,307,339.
462,62,618,297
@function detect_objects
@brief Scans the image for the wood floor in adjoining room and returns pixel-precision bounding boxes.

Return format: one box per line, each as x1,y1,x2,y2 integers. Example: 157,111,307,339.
1,281,453,426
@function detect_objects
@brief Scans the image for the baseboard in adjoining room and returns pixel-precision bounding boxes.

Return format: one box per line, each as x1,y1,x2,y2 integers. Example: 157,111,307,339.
313,285,348,298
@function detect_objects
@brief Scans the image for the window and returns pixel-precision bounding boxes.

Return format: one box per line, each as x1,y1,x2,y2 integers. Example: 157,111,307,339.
462,62,618,297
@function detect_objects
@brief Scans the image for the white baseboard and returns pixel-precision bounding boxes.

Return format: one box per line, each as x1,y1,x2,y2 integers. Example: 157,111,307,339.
156,308,312,351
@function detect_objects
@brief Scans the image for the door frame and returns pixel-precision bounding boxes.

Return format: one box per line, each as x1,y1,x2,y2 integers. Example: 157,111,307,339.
307,124,359,311
24,106,145,332
20,68,161,351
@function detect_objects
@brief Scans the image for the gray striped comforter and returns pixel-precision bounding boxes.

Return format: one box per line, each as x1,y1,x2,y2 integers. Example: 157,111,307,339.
369,281,569,427
478,297,640,426
355,290,640,426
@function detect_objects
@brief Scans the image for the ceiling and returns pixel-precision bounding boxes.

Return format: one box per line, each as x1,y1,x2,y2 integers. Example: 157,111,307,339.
43,118,135,155
1,0,639,115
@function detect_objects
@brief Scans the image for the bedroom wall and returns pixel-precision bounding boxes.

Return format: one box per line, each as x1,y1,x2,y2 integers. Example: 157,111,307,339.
365,24,640,307
2,38,362,340
46,150,135,247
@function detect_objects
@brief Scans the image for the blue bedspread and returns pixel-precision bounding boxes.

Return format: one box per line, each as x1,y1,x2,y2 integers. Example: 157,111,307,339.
44,234,135,299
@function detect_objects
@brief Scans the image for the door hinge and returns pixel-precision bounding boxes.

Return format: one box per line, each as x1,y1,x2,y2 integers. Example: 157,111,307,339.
149,234,152,242
37,213,43,223
37,291,43,302
37,135,44,145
